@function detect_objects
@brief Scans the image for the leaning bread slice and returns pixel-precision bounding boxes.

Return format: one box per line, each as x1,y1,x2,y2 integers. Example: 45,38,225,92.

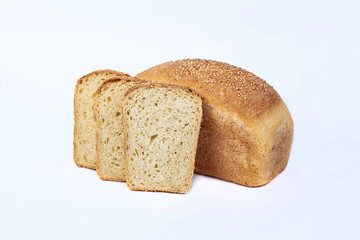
74,70,130,169
93,77,148,181
122,83,202,193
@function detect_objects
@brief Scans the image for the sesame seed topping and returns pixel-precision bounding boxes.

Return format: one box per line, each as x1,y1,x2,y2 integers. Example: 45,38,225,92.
141,59,280,118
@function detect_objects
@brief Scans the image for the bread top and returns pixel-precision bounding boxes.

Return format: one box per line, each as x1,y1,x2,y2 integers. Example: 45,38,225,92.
123,82,202,102
136,59,281,122
94,76,149,97
76,69,130,86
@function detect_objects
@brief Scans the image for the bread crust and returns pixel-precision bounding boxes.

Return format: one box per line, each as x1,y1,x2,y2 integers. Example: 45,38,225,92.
93,77,149,181
137,59,280,122
73,70,130,169
136,59,294,186
121,82,202,194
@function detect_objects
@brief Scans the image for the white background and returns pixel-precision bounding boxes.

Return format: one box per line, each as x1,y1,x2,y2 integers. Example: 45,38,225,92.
0,0,359,239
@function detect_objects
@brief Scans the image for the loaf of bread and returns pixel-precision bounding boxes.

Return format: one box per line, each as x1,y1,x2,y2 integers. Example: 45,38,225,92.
122,83,203,193
74,70,130,169
136,59,294,186
93,77,147,181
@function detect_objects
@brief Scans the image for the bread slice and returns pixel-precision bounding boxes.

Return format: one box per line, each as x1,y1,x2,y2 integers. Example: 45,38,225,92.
122,83,202,193
93,77,148,181
136,59,294,187
74,70,130,169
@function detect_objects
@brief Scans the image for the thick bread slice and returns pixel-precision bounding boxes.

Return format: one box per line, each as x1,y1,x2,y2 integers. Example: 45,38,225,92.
122,83,202,193
74,70,130,169
136,59,294,187
93,77,148,181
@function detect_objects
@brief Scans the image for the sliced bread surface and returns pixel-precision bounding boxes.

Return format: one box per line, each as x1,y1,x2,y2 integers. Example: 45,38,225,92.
122,83,202,193
74,70,130,169
93,77,148,181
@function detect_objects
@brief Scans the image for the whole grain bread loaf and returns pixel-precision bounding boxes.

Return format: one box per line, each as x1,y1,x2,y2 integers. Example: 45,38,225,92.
136,59,294,186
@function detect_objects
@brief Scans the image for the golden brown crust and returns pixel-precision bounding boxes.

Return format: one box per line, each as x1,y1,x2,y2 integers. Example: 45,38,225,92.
194,101,260,186
123,82,202,100
73,70,130,169
122,82,202,194
94,77,150,99
263,118,293,184
76,69,130,86
136,59,294,187
194,102,293,187
93,77,150,181
136,59,280,122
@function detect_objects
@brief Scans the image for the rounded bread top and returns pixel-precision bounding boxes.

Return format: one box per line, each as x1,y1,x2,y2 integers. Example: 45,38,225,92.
136,59,281,121
76,69,130,85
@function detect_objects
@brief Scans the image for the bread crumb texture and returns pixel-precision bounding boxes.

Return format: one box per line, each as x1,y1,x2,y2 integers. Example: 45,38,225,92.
74,70,130,169
94,78,146,181
123,84,202,193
